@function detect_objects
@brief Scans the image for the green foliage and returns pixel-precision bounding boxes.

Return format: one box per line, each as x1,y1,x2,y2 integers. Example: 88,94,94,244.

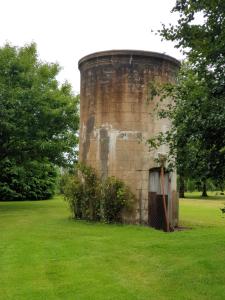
185,178,216,193
102,176,134,223
148,63,225,181
63,164,101,220
160,0,225,73
150,1,225,192
0,158,57,201
64,164,135,223
0,43,79,200
58,171,72,195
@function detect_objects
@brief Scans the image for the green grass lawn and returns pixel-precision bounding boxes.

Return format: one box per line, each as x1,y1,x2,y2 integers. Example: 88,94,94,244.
0,195,225,300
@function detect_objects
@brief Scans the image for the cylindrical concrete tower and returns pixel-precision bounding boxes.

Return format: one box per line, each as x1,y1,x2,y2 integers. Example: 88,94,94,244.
78,50,179,226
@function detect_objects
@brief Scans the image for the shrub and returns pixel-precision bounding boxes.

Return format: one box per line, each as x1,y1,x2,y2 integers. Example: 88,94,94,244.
0,159,57,201
63,164,135,223
102,176,135,223
58,171,74,195
63,164,101,221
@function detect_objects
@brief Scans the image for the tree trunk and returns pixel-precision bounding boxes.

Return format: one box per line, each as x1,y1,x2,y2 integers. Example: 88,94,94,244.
202,180,208,197
179,176,185,198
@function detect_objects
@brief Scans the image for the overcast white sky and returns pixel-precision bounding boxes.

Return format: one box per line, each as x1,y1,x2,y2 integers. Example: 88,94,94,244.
0,0,182,93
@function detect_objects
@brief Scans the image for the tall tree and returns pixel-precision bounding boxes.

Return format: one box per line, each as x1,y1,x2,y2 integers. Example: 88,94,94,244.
151,0,225,196
0,43,79,200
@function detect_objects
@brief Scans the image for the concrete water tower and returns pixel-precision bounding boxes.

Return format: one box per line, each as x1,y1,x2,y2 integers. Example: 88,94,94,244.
78,50,179,228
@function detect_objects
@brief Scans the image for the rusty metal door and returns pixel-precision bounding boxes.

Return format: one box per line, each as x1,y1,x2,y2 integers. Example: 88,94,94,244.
148,169,169,230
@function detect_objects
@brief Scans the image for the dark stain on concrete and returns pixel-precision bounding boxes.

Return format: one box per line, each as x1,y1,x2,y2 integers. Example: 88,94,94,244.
99,128,109,178
82,115,95,162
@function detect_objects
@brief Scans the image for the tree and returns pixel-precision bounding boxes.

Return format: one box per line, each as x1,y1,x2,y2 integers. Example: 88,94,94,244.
148,63,219,196
0,43,79,200
151,0,225,196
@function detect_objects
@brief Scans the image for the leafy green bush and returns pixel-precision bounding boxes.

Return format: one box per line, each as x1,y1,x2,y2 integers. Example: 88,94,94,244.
102,176,134,223
63,164,101,221
63,174,84,219
0,159,57,201
58,171,73,195
63,164,135,223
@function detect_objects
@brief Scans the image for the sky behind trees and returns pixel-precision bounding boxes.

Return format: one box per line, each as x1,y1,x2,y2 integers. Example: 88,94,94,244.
0,0,182,93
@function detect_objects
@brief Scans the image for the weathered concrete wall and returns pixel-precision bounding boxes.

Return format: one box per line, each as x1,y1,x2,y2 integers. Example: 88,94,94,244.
78,50,179,225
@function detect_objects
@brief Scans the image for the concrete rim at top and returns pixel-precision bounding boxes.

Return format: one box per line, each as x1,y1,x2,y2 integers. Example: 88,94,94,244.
78,49,180,69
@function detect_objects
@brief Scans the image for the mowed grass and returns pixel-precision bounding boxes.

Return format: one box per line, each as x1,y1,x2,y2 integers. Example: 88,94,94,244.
0,195,225,300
